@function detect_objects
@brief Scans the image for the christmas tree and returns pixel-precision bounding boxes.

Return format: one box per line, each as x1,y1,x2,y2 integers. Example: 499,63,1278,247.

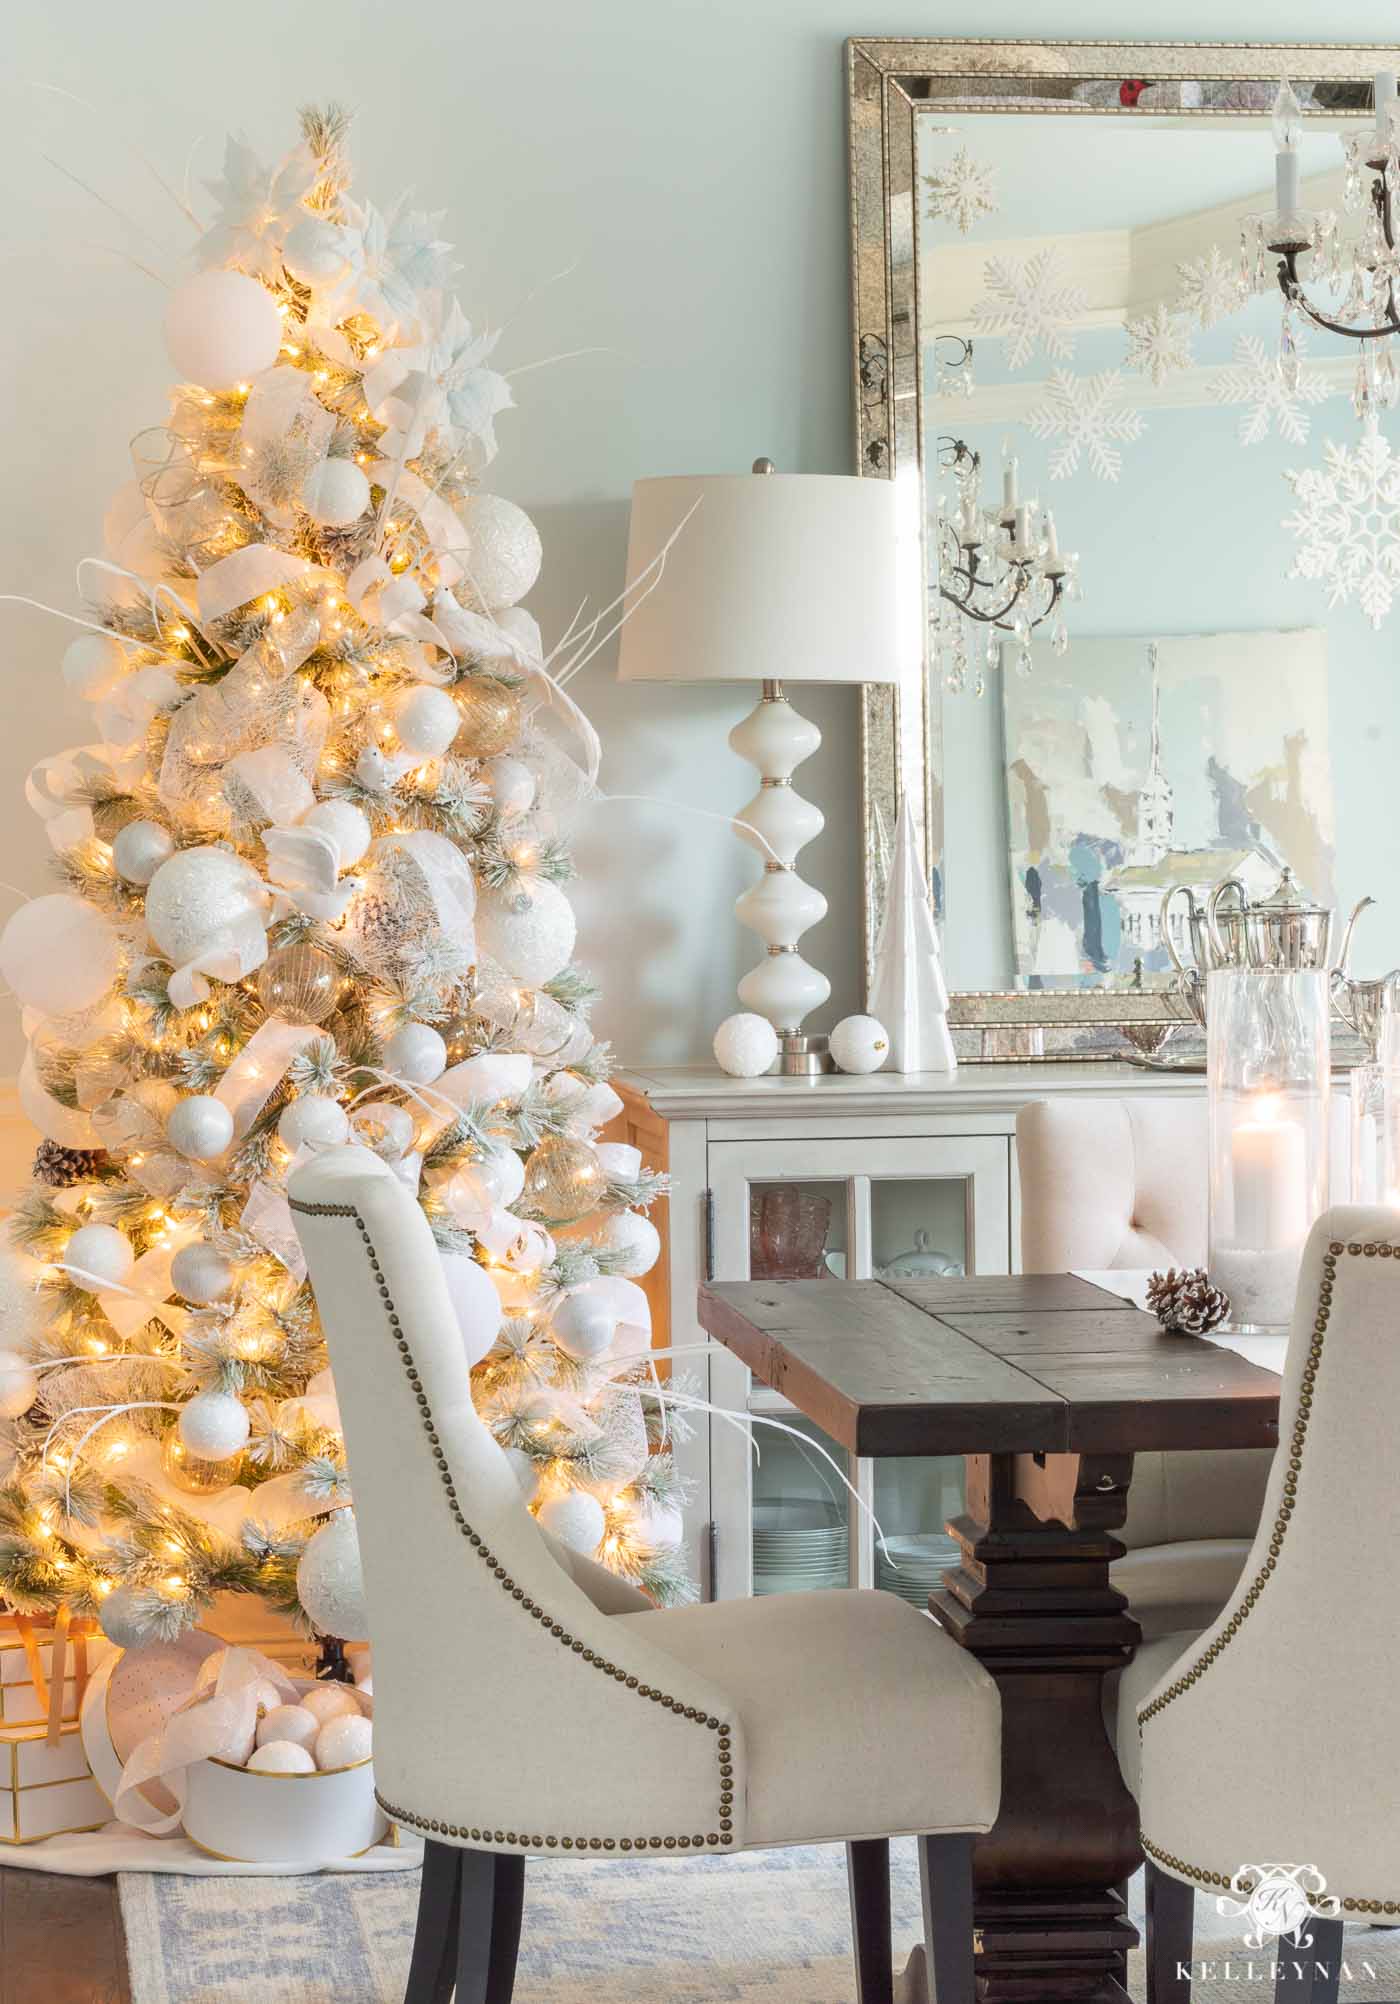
0,106,687,1652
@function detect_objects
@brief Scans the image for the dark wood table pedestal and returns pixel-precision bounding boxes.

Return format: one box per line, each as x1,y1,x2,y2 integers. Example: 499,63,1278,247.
935,1451,1143,2004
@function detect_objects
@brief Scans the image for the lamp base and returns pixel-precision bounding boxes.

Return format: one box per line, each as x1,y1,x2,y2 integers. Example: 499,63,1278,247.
771,1031,834,1078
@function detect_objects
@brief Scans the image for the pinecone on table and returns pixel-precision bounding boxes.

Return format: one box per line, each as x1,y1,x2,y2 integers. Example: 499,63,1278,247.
1147,1266,1231,1335
31,1140,110,1189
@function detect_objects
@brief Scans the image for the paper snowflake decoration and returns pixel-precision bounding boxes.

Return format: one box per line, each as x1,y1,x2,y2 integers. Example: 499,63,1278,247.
1282,423,1400,628
1124,304,1194,387
923,147,998,234
1175,244,1248,328
972,249,1087,369
1026,369,1146,481
1209,332,1334,445
197,136,317,280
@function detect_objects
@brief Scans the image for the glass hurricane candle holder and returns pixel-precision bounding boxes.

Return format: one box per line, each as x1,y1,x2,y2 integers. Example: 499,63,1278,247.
1207,969,1329,1331
1351,1006,1400,1207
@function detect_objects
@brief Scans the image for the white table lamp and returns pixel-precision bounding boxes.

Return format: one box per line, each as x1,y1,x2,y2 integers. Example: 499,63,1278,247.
617,462,914,1074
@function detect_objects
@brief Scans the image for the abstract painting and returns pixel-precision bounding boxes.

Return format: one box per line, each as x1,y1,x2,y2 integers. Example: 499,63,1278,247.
1002,629,1334,987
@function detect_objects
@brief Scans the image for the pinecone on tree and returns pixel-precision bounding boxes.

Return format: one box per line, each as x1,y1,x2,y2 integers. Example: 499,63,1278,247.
32,1141,110,1189
1147,1266,1231,1335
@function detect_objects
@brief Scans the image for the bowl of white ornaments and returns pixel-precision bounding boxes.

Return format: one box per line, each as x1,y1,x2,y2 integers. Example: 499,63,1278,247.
181,1677,387,1864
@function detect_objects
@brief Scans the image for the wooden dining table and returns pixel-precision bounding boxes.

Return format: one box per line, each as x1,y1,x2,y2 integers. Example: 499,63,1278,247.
697,1271,1283,2004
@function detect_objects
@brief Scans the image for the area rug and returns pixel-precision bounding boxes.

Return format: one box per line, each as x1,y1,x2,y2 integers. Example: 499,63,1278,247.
119,1842,1400,2003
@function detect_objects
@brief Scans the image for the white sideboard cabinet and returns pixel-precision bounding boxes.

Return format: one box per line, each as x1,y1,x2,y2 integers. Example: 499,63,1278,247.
611,1062,1203,1603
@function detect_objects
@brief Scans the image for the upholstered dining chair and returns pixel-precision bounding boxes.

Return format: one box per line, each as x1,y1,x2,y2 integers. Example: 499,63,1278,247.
1016,1096,1270,1640
1113,1206,1400,2003
289,1145,1002,2004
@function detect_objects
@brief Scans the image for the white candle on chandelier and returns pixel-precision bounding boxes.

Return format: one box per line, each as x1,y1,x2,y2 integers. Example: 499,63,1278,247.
1014,504,1032,551
1002,452,1018,510
1376,70,1398,144
1272,79,1302,216
1043,510,1060,562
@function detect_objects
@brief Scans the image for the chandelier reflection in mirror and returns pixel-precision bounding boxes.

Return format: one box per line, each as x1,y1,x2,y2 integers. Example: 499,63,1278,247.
1246,72,1400,416
933,339,1079,697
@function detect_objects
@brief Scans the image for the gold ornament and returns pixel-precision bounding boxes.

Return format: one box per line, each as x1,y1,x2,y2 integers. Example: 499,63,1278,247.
452,680,523,759
254,943,343,1026
521,1133,606,1224
439,1011,479,1066
161,1429,242,1496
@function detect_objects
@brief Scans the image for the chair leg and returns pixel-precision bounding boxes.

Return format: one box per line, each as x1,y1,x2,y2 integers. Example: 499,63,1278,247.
918,1833,975,2004
1145,1860,1195,2004
454,1849,507,2004
486,1853,526,2004
1275,1917,1343,2004
846,1838,893,2004
403,1839,463,2004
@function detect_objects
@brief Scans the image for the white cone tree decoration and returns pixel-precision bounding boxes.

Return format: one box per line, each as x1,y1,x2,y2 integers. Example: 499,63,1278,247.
0,106,688,1649
867,795,956,1074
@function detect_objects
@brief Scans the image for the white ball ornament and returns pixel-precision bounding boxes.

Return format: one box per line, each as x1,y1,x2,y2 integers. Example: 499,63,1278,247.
62,1223,134,1291
255,1704,319,1752
713,1013,779,1079
596,1210,661,1279
278,1095,351,1150
0,895,120,1017
477,881,577,986
170,1243,234,1304
300,801,371,869
438,1250,505,1365
112,820,175,887
535,1490,606,1557
829,1014,890,1076
281,214,350,286
0,1351,38,1421
631,1497,686,1551
165,1095,235,1161
390,685,460,760
383,1022,448,1084
163,269,283,392
248,1740,316,1775
298,1683,362,1727
482,757,537,820
179,1391,251,1460
296,1512,369,1638
62,631,127,699
98,1585,150,1651
144,847,270,968
461,494,543,607
549,1291,618,1363
302,456,371,529
313,1712,373,1771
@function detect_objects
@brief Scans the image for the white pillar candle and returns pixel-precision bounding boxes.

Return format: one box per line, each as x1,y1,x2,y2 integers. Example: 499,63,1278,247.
1230,1098,1307,1249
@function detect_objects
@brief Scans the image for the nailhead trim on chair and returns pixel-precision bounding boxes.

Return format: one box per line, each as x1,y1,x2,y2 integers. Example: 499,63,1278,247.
1139,1241,1399,1914
290,1196,734,1855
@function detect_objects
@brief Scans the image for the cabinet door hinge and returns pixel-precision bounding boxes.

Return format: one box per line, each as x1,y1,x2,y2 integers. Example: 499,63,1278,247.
702,1187,715,1281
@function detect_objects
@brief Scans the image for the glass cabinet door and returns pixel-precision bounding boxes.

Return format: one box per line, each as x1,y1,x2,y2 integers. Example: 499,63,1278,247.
708,1134,1011,1600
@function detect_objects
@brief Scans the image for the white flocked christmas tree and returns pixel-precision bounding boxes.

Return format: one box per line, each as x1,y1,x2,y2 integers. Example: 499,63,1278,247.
0,106,689,1651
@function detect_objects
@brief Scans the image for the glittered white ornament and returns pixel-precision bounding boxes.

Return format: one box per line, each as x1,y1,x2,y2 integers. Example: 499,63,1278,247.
477,881,576,986
713,1013,779,1079
482,756,537,819
297,1512,369,1638
0,1249,50,1358
112,819,175,886
630,1497,685,1551
390,685,459,760
165,1095,235,1161
256,1703,319,1752
0,1350,38,1421
596,1210,661,1279
438,1249,505,1365
829,1014,890,1075
503,1446,541,1504
549,1289,618,1362
535,1489,606,1557
383,1022,447,1084
302,457,371,528
314,1712,373,1772
248,1740,316,1775
595,1141,642,1182
278,1095,351,1150
144,846,270,968
62,631,128,698
180,1390,251,1460
301,800,371,869
0,895,121,1017
461,494,543,607
164,269,283,392
63,1223,134,1291
170,1243,234,1304
98,1585,150,1651
282,214,352,286
299,1683,362,1726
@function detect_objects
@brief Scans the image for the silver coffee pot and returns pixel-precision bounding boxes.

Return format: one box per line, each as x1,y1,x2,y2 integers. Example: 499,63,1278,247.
1160,868,1374,1028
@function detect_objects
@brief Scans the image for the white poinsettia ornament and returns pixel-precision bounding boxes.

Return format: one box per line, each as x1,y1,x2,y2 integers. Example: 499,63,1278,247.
197,134,318,280
363,298,513,463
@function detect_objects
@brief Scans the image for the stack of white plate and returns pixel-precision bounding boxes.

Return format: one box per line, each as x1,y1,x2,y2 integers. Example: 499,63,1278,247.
752,1499,849,1596
875,1532,960,1607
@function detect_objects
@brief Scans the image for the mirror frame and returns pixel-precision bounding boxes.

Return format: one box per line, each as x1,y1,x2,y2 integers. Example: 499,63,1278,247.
848,34,1396,1059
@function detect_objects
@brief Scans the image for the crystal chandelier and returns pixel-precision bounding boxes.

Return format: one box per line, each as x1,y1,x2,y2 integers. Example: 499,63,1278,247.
933,434,1078,695
1245,74,1400,413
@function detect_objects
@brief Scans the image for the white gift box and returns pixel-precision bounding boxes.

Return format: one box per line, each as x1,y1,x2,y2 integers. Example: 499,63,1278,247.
0,1625,115,1726
182,1751,389,1865
0,1722,108,1844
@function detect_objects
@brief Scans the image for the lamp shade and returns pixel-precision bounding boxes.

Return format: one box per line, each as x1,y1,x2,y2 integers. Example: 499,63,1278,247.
616,472,916,685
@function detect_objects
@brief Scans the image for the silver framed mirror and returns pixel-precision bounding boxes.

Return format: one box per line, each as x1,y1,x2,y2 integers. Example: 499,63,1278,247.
849,37,1398,1059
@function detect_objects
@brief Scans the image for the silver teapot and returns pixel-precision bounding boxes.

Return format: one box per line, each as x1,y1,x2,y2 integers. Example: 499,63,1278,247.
1160,868,1374,1028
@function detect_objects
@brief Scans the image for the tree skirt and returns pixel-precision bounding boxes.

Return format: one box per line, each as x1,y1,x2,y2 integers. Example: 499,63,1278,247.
3,1822,417,1877
117,1842,1400,2004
